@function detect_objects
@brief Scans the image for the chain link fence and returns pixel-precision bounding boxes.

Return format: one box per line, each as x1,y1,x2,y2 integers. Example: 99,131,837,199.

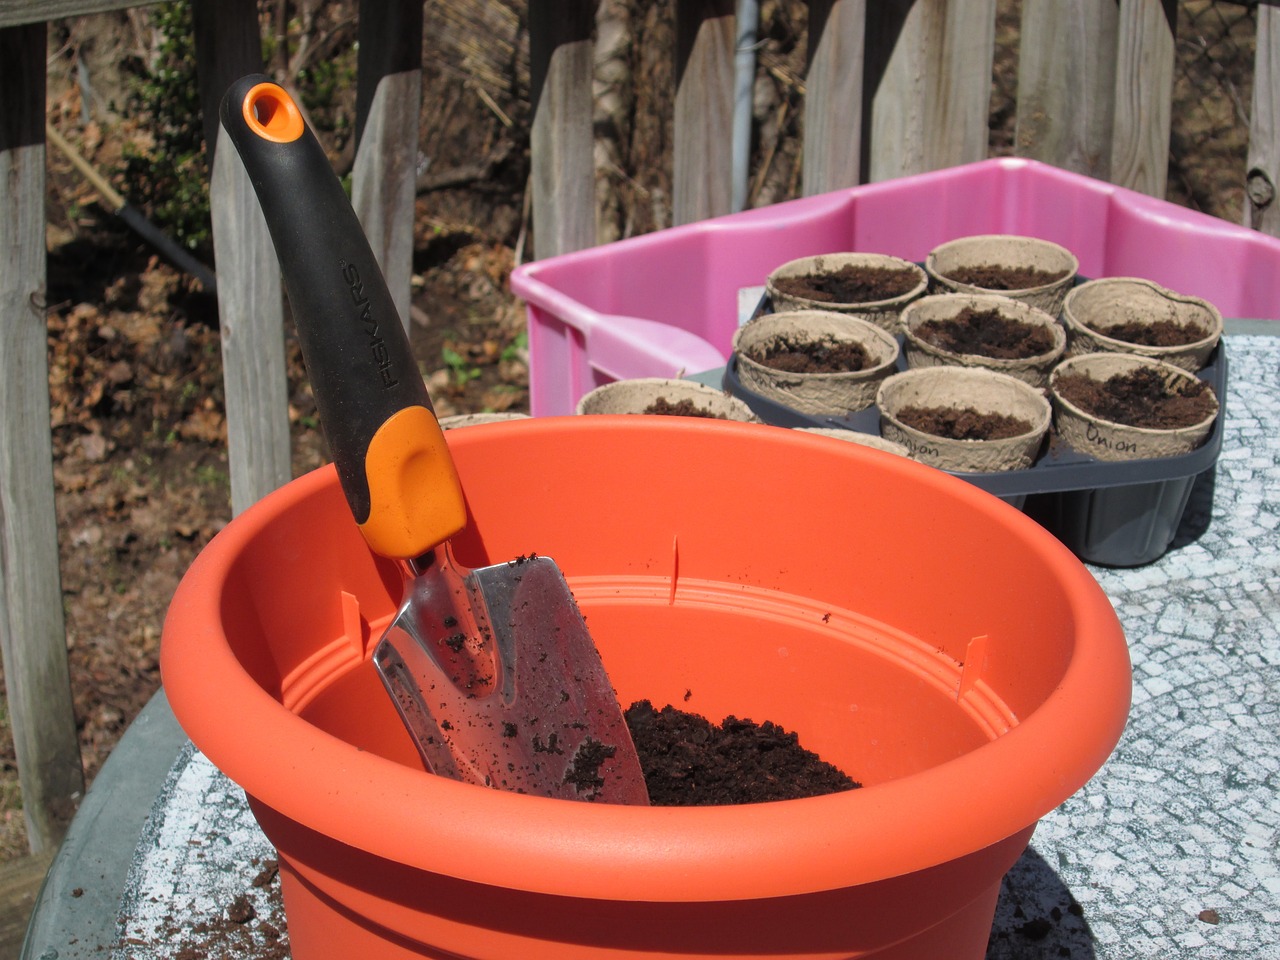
1172,0,1257,222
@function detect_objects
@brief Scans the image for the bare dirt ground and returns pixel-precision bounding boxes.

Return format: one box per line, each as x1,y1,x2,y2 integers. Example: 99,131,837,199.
0,0,1257,867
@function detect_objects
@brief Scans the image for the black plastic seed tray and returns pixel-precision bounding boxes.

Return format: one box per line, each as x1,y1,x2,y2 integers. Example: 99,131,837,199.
720,343,1228,568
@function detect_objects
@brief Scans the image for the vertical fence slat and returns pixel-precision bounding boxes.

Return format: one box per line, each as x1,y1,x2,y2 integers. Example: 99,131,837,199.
674,0,735,224
353,0,423,331
528,0,596,258
1015,0,1119,179
192,0,292,514
0,21,84,854
803,0,866,195
1245,3,1280,237
865,0,995,182
1109,0,1176,197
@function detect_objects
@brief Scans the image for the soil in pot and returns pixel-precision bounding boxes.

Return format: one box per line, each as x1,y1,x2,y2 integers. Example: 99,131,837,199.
1052,366,1216,429
771,264,922,305
1085,317,1210,348
742,335,872,374
642,397,727,418
941,264,1071,291
915,307,1056,360
625,700,860,805
894,406,1035,442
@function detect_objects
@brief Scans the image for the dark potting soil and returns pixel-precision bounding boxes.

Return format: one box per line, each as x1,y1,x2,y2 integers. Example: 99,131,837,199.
625,700,860,805
1091,318,1210,347
745,336,872,373
1054,366,1216,429
916,307,1056,359
642,397,726,418
943,263,1069,290
773,264,920,304
896,405,1034,441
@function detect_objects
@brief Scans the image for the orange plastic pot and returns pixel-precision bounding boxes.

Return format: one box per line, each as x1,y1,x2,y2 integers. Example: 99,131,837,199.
161,417,1130,960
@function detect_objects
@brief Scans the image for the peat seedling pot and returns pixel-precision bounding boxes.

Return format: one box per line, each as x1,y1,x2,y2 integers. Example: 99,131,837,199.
765,252,928,331
876,366,1053,472
161,418,1130,960
1049,352,1221,462
1061,276,1223,371
575,377,757,420
797,426,911,457
925,235,1079,315
731,310,901,415
899,293,1066,387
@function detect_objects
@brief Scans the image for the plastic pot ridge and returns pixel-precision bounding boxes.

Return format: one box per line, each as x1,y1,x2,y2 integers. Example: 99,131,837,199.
162,417,1131,959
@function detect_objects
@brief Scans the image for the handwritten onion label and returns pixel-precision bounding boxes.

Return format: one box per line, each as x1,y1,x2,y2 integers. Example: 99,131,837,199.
1085,421,1139,455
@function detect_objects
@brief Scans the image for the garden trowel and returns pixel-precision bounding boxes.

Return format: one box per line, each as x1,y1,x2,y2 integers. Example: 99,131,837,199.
220,75,648,805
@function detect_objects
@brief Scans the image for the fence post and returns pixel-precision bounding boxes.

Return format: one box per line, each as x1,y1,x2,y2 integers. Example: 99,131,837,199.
864,0,996,182
674,0,736,224
1245,3,1280,237
1015,0,1119,179
803,0,866,196
1109,0,1176,197
0,21,85,855
192,0,293,515
353,0,423,332
528,0,597,259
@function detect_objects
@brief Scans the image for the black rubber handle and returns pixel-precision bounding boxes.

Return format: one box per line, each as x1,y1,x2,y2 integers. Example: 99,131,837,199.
219,74,433,527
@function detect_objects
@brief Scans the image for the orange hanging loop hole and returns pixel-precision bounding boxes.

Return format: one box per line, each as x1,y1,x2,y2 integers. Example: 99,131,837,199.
242,81,305,143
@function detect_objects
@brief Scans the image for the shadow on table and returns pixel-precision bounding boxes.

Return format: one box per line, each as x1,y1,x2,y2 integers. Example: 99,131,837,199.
1169,466,1217,551
986,846,1097,959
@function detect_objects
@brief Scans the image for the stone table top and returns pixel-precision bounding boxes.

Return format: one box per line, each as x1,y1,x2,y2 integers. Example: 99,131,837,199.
23,327,1280,960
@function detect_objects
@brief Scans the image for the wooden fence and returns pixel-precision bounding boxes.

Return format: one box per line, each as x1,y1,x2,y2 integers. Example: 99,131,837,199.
2,0,1278,855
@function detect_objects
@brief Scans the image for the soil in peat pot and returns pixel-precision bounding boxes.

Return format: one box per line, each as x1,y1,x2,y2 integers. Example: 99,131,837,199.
916,307,1055,359
626,700,860,805
773,264,921,304
1087,317,1210,347
642,397,728,418
1054,366,1217,429
943,263,1070,290
896,406,1035,441
744,336,872,373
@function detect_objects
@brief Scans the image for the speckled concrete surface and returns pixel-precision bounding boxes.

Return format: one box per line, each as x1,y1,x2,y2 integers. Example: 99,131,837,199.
991,335,1280,959
31,335,1280,960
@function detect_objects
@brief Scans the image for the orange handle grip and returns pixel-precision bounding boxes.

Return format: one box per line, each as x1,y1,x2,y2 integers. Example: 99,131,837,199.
359,407,467,559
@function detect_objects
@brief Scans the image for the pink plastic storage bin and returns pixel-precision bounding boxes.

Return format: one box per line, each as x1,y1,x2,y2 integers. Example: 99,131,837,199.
510,158,1280,416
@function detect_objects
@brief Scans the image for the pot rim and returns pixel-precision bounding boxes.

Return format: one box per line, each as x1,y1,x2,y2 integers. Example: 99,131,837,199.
765,253,929,309
161,417,1129,903
1049,352,1221,434
1061,277,1224,357
924,234,1079,296
876,366,1054,441
900,293,1066,368
733,310,902,381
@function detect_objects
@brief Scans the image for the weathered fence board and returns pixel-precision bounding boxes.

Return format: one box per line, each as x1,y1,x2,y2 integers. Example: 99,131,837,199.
0,22,84,856
865,0,996,182
1246,3,1280,235
0,0,153,26
353,0,423,331
674,0,736,224
1016,0,1119,180
803,0,866,196
192,0,292,515
529,0,597,259
1110,0,1177,196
